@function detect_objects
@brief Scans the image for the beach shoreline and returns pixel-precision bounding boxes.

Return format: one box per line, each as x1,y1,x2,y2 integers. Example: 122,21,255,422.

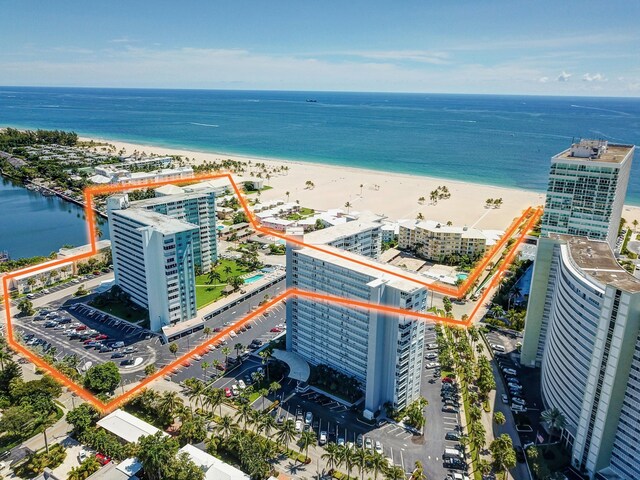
80,135,640,230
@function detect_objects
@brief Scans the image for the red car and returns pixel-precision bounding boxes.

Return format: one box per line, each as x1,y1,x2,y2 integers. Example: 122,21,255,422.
75,325,87,331
95,453,111,465
442,377,454,384
224,387,232,398
213,327,223,332
95,334,108,340
181,361,192,368
216,363,226,371
270,327,282,333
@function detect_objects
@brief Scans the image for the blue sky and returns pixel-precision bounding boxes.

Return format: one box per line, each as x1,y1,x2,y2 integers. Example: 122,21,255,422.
2,0,639,96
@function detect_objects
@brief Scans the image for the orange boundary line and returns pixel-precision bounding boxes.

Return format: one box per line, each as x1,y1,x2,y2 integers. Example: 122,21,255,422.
1,173,542,413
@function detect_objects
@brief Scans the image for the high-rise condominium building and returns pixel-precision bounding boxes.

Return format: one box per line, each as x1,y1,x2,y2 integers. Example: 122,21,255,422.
521,235,640,479
132,190,218,271
286,222,427,418
107,195,199,332
541,140,634,249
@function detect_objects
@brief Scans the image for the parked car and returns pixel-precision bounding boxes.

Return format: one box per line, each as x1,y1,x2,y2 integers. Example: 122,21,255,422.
501,393,509,404
365,437,373,450
305,411,313,425
295,420,303,432
512,397,526,406
238,380,246,390
445,431,460,441
231,384,239,396
319,431,328,445
224,388,232,398
442,377,455,383
356,434,363,447
425,362,440,369
375,441,383,454
442,406,459,413
503,368,517,376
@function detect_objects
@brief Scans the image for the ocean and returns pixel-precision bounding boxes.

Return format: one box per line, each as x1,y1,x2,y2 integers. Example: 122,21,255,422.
1,87,640,205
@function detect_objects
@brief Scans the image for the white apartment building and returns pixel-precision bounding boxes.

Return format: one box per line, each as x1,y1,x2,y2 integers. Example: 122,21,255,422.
132,190,217,272
521,235,640,479
286,224,426,417
303,215,383,259
541,140,634,249
398,220,487,261
107,195,198,332
93,166,194,185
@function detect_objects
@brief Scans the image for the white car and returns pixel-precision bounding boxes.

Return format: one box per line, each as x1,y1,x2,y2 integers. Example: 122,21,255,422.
491,344,506,352
425,362,440,369
375,441,383,454
511,404,527,413
319,431,327,445
305,411,313,425
503,368,517,376
425,353,438,360
238,380,246,390
512,397,526,406
295,420,302,432
501,393,509,404
232,384,239,396
426,343,439,350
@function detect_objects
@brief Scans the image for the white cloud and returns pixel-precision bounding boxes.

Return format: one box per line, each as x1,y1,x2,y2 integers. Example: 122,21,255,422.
582,72,607,82
335,50,450,65
557,71,572,82
538,76,549,83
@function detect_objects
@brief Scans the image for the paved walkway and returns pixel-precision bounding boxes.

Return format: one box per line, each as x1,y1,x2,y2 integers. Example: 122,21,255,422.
272,349,310,382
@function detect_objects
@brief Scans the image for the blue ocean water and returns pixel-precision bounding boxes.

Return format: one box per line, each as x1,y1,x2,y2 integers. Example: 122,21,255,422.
1,87,639,204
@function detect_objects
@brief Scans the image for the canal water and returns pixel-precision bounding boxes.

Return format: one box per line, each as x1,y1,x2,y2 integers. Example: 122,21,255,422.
0,177,108,259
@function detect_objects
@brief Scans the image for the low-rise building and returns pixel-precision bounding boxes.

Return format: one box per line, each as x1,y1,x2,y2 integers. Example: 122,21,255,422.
398,220,488,261
10,261,74,294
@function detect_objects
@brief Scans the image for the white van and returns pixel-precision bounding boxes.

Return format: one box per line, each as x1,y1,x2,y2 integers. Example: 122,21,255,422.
443,448,462,459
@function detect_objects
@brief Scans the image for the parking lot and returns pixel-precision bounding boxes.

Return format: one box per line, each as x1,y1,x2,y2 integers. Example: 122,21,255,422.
198,321,459,478
159,280,287,385
14,300,158,382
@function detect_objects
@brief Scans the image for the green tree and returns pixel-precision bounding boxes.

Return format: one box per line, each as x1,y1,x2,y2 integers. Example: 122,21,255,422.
277,419,297,452
83,362,120,394
66,404,99,436
494,411,506,425
215,414,238,440
541,407,567,446
298,429,317,462
169,342,178,357
137,432,180,480
489,434,517,478
17,298,35,316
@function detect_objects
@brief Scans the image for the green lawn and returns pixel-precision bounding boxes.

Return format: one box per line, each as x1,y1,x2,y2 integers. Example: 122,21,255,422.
195,259,250,309
90,299,148,324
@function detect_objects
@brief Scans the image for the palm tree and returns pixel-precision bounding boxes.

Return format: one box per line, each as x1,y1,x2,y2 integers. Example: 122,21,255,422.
386,466,407,480
541,407,567,446
418,196,425,204
369,451,387,480
207,269,221,285
340,445,356,479
298,430,317,463
258,349,273,379
215,414,238,440
416,212,424,220
211,359,221,379
158,391,183,423
322,443,340,474
344,201,352,213
203,387,224,417
286,191,290,201
234,342,244,360
221,346,231,366
277,419,297,453
257,412,277,437
186,380,206,413
0,349,10,372
201,361,209,380
235,403,254,431
411,460,427,480
360,183,364,196
353,447,369,480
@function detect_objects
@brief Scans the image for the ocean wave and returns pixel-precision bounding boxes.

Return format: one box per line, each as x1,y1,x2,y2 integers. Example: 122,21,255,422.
190,122,219,128
570,105,632,116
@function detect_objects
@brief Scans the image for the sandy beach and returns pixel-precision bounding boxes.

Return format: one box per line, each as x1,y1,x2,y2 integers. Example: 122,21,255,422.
84,137,640,230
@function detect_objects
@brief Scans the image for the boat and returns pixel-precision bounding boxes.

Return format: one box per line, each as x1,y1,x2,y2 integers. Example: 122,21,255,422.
306,99,317,103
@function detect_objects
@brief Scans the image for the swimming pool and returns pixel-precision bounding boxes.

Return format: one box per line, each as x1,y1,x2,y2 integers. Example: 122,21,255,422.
456,273,469,281
244,274,264,284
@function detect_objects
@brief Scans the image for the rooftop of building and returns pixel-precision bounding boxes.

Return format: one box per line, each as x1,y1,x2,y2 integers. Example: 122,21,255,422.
131,189,214,208
303,212,383,245
553,234,640,293
178,444,250,480
96,409,166,444
293,243,432,293
554,141,634,165
400,219,487,238
112,208,199,235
